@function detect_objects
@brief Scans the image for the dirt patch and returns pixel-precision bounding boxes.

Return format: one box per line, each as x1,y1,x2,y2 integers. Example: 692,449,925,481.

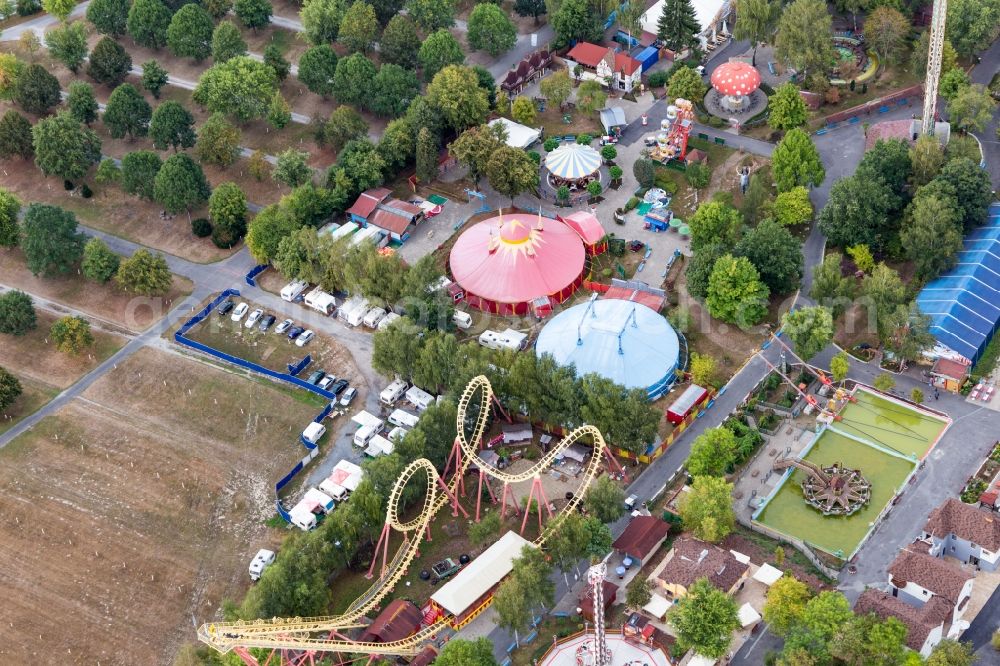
0,347,322,665
721,529,833,590
0,309,128,389
0,376,58,435
0,248,193,331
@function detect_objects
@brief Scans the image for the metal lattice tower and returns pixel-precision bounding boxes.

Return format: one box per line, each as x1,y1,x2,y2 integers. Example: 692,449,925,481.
921,0,948,134
588,562,610,666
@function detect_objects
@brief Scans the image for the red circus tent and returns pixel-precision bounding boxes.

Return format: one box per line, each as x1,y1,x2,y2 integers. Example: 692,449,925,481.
449,213,586,316
558,211,608,256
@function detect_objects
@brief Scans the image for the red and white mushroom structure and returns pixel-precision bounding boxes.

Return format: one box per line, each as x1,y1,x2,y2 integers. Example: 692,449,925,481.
710,61,762,111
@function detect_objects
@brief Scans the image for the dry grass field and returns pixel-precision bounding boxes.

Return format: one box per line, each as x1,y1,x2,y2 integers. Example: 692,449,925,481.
0,348,322,665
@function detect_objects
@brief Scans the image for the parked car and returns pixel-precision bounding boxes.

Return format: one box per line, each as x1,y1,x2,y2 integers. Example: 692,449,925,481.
317,374,337,391
258,314,276,332
231,302,249,322
305,370,325,385
244,308,264,328
275,318,294,335
628,240,645,252
339,387,358,406
287,326,305,340
217,299,235,316
295,329,315,346
599,134,618,145
329,379,349,395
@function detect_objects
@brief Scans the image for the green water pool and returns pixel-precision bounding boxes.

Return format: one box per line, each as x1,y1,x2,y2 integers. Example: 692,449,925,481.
836,390,948,459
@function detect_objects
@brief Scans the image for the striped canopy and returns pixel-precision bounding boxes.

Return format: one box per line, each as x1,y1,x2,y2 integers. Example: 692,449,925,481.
544,143,602,179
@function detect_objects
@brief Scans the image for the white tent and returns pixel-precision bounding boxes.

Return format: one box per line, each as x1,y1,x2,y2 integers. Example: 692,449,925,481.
489,117,542,150
643,593,671,619
753,562,784,586
739,603,762,628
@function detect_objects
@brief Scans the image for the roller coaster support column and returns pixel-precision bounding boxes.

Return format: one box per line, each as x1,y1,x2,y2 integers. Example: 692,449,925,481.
366,523,400,579
500,481,521,519
492,394,513,423
602,446,628,483
475,467,499,522
437,473,468,520
444,437,468,501
521,474,554,536
233,647,260,666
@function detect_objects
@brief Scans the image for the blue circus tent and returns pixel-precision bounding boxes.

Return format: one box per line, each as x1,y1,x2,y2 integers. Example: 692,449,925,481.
916,204,1000,365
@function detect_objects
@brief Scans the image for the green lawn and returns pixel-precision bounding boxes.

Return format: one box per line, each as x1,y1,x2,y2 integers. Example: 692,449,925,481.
0,378,58,435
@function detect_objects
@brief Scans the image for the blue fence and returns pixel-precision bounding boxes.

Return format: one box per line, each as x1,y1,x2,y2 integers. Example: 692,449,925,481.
245,264,268,287
288,354,311,376
174,288,334,523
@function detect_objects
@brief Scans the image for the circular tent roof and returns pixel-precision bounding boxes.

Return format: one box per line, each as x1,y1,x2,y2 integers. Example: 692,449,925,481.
449,213,586,313
711,61,762,96
535,298,680,399
544,143,602,180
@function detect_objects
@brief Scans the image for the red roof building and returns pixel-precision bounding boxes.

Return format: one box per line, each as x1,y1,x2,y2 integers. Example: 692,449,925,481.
613,516,671,565
449,213,587,315
359,599,424,644
578,579,618,621
559,211,607,255
564,42,642,93
346,187,391,221
347,189,424,241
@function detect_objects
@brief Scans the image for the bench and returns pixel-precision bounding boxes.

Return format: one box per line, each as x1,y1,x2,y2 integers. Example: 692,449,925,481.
768,62,776,76
848,116,861,124
878,105,890,113
714,136,725,145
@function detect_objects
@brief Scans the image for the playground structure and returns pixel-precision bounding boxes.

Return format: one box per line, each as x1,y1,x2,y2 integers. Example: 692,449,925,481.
772,458,872,516
197,376,624,664
648,99,694,164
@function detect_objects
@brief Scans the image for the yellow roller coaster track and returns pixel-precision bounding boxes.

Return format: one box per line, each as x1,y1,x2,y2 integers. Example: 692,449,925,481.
198,376,611,658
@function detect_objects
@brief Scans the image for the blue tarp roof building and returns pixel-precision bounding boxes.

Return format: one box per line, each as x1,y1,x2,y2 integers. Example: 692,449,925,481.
916,204,1000,365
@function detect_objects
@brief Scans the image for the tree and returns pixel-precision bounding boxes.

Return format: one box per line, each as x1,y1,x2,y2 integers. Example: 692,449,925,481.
208,181,247,246
656,0,700,51
127,0,171,49
939,68,970,102
246,203,300,263
468,511,501,548
103,83,152,139
204,0,233,18
511,96,537,126
733,0,779,65
426,65,489,132
467,3,516,56
404,0,454,32
149,100,196,151
334,138,384,194
14,63,60,114
858,137,912,200
140,60,168,98
118,151,162,200
297,45,338,97
194,112,241,167
50,316,94,354
864,6,908,63
87,39,132,93
540,69,572,109
272,149,312,189
0,53,24,100
772,186,812,226
768,82,807,130
300,0,343,45
926,640,976,666
379,15,419,69
45,21,88,73
167,4,213,61
772,129,824,192
493,577,533,646
735,218,803,293
707,254,770,327
248,149,270,181
154,153,211,214
234,0,272,31
0,189,20,248
902,191,963,280
911,31,957,78
689,200,742,251
32,112,101,182
322,105,368,150
686,427,738,477
448,123,505,187
41,0,74,20
849,243,875,273
0,367,23,412
267,91,291,129
578,376,660,455
95,157,120,184
433,638,498,666
415,126,438,183
371,63,419,117
263,43,290,81
81,237,120,282
948,85,996,135
575,79,606,113
211,20,247,63
908,135,945,188
332,53,377,107
764,576,811,637
514,0,545,24
818,176,897,251
783,591,853,663
627,577,653,609
115,248,172,294
87,0,130,36
881,302,935,364
509,545,555,610
20,203,85,276
782,306,833,361
584,475,625,523
0,290,36,335
486,146,537,204
775,0,834,80
66,81,99,125
339,0,377,53
862,262,906,335
194,56,278,122
935,158,993,232
551,0,601,46
418,29,464,82
669,578,740,658
667,65,706,103
945,0,1000,58
0,110,34,160
872,372,896,392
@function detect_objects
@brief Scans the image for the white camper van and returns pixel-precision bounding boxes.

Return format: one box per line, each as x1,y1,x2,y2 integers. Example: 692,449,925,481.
354,423,381,448
302,421,326,444
380,379,408,405
362,307,387,329
345,299,371,327
338,296,367,324
303,287,337,316
452,310,473,329
388,409,420,429
248,548,276,581
405,385,435,412
378,312,401,330
281,280,308,302
387,425,408,442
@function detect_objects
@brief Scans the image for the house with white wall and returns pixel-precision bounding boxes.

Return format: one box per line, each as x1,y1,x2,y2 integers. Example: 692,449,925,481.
564,43,642,93
855,590,952,658
888,547,974,634
920,498,1000,571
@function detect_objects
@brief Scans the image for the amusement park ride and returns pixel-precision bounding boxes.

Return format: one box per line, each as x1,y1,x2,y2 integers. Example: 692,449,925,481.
647,99,694,164
198,376,626,665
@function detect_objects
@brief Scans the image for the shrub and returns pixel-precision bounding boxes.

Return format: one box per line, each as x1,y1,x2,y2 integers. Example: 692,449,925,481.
80,184,93,198
586,180,602,198
576,133,592,144
557,185,569,201
527,150,540,164
610,165,623,181
625,196,639,211
191,218,212,237
647,70,670,88
211,224,238,248
543,137,558,151
64,180,74,191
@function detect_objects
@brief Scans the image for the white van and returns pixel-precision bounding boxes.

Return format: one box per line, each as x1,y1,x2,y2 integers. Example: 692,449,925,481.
303,287,337,316
319,478,349,502
289,504,317,531
303,488,336,513
302,422,326,444
405,385,435,412
363,307,387,329
249,548,276,581
345,299,371,327
388,408,420,429
380,379,409,405
337,296,367,323
388,425,408,442
378,312,401,330
354,423,381,448
452,310,473,330
281,280,308,302
364,434,395,457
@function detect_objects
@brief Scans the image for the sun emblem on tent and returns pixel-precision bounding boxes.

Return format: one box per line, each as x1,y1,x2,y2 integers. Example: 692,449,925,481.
488,214,546,257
